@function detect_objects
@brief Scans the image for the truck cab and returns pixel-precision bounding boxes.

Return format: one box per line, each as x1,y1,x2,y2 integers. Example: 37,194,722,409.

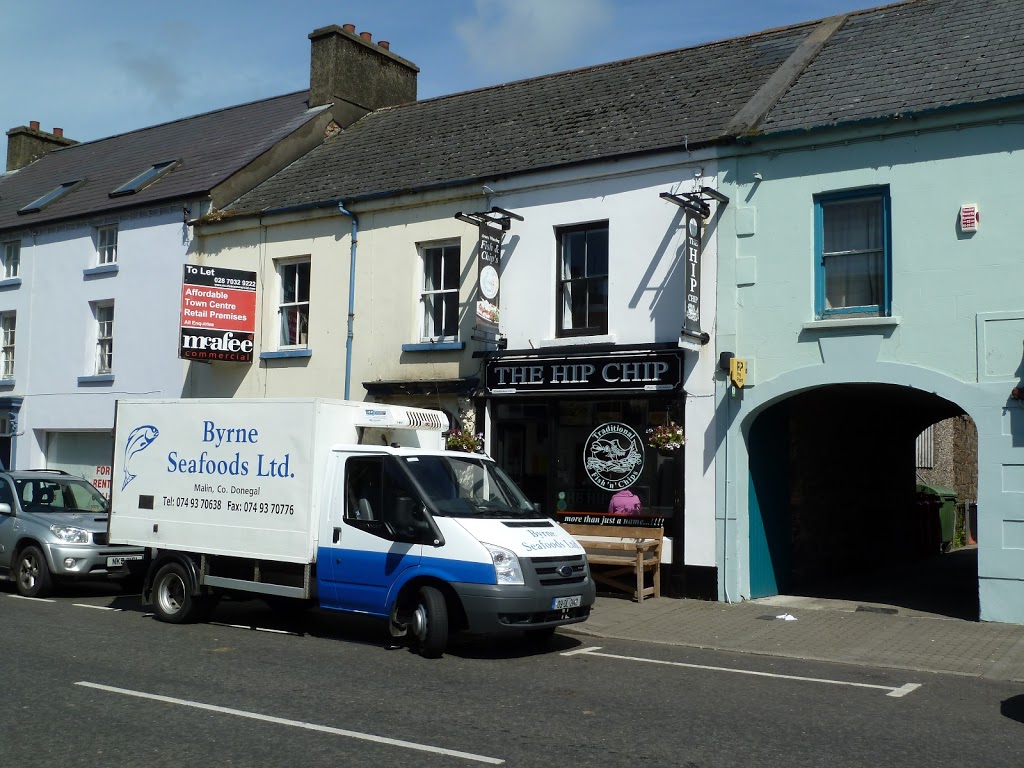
320,448,594,656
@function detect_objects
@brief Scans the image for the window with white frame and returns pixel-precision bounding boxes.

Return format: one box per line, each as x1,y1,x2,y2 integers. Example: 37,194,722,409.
814,187,891,318
557,222,609,336
94,303,114,374
2,240,20,279
277,259,310,347
96,225,118,265
420,243,460,341
0,313,15,379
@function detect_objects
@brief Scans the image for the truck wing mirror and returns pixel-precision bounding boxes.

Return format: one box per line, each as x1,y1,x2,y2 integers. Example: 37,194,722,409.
0,502,11,516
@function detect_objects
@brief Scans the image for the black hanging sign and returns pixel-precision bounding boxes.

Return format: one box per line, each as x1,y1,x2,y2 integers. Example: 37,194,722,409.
682,211,703,340
476,224,502,334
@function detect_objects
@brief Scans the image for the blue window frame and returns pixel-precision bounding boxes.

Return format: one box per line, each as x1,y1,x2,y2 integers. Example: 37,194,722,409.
814,187,891,318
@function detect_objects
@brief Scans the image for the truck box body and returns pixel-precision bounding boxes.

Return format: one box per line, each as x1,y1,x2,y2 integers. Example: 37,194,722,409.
110,398,444,563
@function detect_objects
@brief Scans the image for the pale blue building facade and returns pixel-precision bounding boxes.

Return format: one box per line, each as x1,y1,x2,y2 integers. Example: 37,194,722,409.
713,0,1024,623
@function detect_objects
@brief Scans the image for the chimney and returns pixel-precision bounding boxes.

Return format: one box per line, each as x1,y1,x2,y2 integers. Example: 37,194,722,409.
307,24,418,125
6,123,78,172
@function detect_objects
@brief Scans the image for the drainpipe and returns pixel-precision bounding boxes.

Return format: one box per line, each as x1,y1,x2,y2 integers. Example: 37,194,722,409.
337,203,358,400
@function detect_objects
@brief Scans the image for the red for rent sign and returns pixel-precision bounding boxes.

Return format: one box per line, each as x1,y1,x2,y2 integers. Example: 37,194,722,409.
178,265,258,363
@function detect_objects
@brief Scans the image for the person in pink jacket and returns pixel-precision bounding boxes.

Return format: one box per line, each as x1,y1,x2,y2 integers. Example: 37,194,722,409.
608,488,642,515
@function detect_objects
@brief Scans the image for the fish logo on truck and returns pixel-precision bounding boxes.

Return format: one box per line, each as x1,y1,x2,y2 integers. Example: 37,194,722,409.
122,425,159,490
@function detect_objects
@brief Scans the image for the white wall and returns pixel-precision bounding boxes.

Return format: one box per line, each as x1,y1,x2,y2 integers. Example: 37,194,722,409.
9,207,189,467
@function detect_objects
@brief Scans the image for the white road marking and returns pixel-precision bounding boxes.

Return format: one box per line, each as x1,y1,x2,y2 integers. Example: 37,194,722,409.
563,646,921,698
8,594,55,602
73,604,122,611
76,681,504,764
209,621,299,636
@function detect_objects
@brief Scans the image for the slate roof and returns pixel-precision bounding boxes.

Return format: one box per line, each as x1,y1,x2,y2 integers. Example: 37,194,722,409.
228,23,816,213
230,0,1024,215
760,0,1024,133
0,91,326,233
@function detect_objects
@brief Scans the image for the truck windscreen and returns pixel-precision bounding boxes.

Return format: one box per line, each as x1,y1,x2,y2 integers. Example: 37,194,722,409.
401,455,539,519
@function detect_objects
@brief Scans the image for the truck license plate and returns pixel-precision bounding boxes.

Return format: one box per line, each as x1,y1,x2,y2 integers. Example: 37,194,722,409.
551,595,581,610
106,555,143,567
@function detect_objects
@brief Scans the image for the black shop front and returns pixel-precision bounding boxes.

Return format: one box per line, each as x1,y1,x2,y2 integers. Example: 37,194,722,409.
484,345,686,588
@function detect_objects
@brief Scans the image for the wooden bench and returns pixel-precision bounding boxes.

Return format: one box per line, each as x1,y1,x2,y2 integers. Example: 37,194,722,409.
562,523,663,602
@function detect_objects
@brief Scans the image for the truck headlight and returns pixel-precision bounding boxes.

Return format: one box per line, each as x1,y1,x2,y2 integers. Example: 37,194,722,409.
482,542,524,586
50,525,90,544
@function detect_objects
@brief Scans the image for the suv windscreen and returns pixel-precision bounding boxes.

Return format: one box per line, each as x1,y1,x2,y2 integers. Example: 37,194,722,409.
402,455,539,519
14,478,108,514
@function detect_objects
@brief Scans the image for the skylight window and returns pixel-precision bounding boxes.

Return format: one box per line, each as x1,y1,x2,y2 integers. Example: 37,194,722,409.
17,180,83,214
109,160,179,197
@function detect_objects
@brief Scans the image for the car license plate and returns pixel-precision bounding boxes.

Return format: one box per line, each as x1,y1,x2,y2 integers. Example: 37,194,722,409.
106,555,143,567
551,595,582,610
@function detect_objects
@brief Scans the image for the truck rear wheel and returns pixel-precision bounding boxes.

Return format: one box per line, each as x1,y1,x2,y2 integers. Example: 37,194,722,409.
410,585,448,659
153,562,206,624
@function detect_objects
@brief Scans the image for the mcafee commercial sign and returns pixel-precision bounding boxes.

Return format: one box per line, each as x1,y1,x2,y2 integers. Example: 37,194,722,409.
179,265,257,363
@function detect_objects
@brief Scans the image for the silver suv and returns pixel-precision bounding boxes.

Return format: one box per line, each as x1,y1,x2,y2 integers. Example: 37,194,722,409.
0,470,144,597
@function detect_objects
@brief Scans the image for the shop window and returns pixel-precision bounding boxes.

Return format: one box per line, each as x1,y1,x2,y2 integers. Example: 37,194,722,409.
420,243,460,341
814,187,891,318
557,222,608,336
277,258,310,347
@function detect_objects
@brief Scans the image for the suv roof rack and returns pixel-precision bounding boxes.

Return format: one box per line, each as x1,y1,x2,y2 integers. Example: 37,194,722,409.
22,468,70,474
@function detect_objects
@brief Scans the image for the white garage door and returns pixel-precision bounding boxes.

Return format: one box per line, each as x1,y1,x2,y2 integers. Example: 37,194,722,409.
45,431,115,499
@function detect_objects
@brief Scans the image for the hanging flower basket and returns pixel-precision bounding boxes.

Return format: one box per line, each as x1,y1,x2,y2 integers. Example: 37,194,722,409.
446,428,483,453
647,422,685,455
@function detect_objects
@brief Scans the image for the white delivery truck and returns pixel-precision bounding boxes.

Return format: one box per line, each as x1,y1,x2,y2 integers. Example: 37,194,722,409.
109,398,594,657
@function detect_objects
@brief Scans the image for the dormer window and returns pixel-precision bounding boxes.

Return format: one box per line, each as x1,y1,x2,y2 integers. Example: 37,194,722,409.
18,179,83,214
109,160,179,197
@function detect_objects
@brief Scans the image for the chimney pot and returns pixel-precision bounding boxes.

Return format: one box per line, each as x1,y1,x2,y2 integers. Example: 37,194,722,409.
359,31,372,41
53,127,63,138
378,40,390,50
29,121,39,131
342,23,355,33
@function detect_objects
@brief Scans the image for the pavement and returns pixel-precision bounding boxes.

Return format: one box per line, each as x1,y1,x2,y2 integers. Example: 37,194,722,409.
561,546,1024,682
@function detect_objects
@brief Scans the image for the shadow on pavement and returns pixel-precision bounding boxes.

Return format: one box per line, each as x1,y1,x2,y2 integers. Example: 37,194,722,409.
1001,695,1024,724
788,546,979,620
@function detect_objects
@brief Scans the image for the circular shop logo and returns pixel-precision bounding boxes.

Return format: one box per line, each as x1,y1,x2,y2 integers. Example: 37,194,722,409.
479,265,499,300
688,217,699,238
583,422,645,491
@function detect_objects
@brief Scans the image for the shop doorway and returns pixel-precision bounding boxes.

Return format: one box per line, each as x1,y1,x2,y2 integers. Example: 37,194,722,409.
747,383,979,619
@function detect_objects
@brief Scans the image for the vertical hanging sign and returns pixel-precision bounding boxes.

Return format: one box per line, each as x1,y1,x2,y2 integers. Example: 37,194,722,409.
476,224,502,334
682,211,703,339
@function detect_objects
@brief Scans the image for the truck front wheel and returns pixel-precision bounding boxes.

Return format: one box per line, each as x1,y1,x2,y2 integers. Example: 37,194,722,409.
153,562,206,624
410,586,448,659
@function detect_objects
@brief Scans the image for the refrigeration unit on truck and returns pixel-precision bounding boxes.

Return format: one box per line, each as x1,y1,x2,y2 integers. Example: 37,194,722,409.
109,398,594,657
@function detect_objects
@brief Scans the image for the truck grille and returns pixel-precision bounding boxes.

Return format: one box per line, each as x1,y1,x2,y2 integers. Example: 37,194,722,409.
528,554,587,586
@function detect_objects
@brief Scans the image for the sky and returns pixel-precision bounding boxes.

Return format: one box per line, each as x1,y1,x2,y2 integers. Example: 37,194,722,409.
0,0,895,155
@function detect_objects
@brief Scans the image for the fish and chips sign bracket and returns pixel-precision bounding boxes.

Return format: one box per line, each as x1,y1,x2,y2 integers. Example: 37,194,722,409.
454,206,524,348
178,265,258,363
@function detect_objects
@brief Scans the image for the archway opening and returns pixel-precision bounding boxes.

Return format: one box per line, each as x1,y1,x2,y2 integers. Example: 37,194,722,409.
748,383,979,620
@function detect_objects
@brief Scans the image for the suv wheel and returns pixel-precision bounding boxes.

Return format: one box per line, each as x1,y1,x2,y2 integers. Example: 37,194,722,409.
16,545,53,598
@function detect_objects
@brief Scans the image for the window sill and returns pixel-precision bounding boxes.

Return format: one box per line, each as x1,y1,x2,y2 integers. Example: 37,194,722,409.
83,264,118,278
78,374,114,385
260,349,312,360
0,277,22,290
402,341,466,352
537,333,616,348
802,316,901,330
0,378,15,388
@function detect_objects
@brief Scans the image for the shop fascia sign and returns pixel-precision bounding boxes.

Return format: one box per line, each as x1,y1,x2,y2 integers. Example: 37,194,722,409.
486,352,682,394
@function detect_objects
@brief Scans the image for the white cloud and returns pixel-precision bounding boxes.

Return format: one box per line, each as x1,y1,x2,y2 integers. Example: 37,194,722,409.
454,0,614,81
